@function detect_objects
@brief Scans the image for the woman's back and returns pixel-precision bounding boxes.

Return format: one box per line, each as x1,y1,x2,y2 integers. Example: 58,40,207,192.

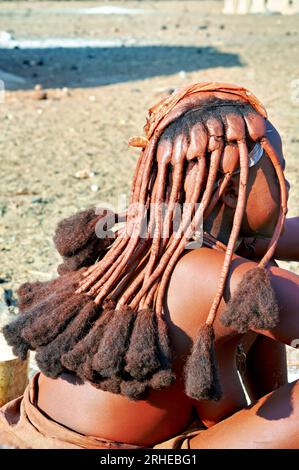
37,246,249,446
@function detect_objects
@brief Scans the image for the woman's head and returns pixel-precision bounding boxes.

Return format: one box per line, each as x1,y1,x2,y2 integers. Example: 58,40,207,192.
206,119,290,240
151,96,289,244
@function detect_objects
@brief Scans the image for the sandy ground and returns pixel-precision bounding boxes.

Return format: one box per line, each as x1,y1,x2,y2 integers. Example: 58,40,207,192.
0,1,298,369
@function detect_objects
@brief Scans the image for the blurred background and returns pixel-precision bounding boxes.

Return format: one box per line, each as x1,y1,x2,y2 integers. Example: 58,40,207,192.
0,1,298,380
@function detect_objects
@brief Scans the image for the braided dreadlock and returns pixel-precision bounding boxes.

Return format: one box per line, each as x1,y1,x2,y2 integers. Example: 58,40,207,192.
3,83,288,402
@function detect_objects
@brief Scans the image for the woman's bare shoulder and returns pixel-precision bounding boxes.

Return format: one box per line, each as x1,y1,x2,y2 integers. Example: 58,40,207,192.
166,245,299,348
164,247,248,348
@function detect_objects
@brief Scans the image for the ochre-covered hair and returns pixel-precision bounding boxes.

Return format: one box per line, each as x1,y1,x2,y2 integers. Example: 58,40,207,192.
3,82,288,402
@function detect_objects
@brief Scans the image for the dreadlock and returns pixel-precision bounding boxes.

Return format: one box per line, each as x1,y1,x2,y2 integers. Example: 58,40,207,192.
3,83,288,402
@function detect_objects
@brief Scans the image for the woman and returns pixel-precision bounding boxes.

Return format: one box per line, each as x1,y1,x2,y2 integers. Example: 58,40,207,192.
1,82,299,449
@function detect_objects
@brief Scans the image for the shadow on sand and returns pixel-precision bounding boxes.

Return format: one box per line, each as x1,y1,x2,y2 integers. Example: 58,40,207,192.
0,45,242,90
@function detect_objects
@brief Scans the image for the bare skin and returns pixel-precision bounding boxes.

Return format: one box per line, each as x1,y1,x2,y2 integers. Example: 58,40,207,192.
37,123,299,448
239,217,299,262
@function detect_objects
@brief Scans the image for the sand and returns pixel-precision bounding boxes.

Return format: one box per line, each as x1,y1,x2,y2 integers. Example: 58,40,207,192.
0,0,298,303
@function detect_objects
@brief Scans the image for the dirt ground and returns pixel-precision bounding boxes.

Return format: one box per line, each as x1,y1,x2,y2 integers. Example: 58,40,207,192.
0,0,298,311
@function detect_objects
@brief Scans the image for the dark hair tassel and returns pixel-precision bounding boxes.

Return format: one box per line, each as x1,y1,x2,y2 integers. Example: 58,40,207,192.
120,379,148,401
220,267,280,333
61,308,114,381
149,312,176,390
149,369,175,390
21,294,90,348
35,301,99,377
2,304,48,360
95,376,122,394
184,323,222,401
124,308,160,380
2,312,31,360
17,277,63,314
53,208,115,258
57,238,104,275
92,307,136,378
17,281,44,313
17,268,86,314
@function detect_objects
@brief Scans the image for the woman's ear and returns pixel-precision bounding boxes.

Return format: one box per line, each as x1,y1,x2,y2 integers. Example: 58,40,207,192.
220,176,239,209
